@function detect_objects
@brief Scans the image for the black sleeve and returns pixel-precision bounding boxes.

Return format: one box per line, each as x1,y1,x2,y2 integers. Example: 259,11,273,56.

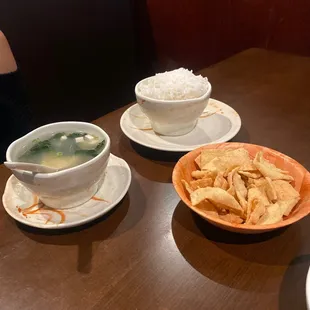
0,71,32,161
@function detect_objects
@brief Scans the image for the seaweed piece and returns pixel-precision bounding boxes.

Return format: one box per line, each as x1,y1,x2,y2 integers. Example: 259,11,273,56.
52,132,66,139
75,149,97,157
67,132,87,138
75,140,105,157
94,140,105,152
27,139,51,154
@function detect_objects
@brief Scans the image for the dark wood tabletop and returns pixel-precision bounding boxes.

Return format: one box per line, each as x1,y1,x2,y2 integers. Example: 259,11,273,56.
1,48,310,310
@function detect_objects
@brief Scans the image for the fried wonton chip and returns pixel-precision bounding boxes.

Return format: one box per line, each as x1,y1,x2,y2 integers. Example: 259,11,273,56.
190,187,243,215
182,180,219,218
263,177,277,202
233,172,248,210
202,148,252,175
226,167,239,198
249,177,277,203
195,200,219,218
257,203,283,225
181,179,193,194
190,178,213,190
278,199,299,217
200,149,231,169
238,170,262,179
272,180,300,200
218,208,228,215
244,177,255,188
247,199,266,225
272,180,300,216
219,213,243,224
213,172,228,190
246,187,269,223
195,155,202,169
191,170,215,180
252,177,268,187
227,186,236,198
228,167,238,186
253,151,294,182
240,162,257,171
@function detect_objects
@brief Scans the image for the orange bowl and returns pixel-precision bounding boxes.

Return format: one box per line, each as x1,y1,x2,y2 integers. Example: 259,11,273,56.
172,142,310,234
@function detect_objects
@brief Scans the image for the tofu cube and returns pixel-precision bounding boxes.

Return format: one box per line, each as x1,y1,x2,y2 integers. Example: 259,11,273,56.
75,137,84,143
84,134,95,141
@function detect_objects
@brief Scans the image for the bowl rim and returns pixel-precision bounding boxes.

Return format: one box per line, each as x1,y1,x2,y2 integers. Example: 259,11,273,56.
172,142,310,231
6,121,111,179
306,266,310,309
135,77,212,103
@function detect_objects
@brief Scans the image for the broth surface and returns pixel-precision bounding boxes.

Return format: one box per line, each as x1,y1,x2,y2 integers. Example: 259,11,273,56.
18,132,105,171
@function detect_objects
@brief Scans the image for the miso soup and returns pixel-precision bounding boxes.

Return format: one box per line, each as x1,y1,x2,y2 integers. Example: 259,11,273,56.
18,132,105,171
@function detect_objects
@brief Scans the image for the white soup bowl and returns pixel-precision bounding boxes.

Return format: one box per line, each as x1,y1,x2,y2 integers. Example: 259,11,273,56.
6,121,110,209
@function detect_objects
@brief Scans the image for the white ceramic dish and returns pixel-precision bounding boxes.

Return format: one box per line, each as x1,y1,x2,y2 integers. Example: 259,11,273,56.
306,267,310,309
2,154,131,229
135,78,212,136
120,98,241,152
6,121,110,209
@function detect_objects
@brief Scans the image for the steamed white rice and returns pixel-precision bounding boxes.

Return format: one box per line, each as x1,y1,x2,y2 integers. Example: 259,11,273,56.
137,68,209,101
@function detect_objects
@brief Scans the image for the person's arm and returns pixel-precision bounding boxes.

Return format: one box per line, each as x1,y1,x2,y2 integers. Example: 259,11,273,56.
0,31,17,74
0,31,31,161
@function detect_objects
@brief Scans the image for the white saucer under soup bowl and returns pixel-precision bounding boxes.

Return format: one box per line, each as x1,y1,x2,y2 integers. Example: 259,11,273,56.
135,77,212,136
2,154,131,229
5,121,110,209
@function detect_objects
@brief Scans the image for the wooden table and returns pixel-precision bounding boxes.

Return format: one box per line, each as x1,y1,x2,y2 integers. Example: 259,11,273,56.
1,49,310,310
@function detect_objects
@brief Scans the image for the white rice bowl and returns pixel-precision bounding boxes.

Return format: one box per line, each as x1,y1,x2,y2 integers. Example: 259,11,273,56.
137,68,209,101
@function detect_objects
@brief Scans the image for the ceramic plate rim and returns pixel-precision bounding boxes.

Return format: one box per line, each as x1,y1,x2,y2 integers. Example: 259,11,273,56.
120,99,242,152
1,153,131,229
306,267,310,309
